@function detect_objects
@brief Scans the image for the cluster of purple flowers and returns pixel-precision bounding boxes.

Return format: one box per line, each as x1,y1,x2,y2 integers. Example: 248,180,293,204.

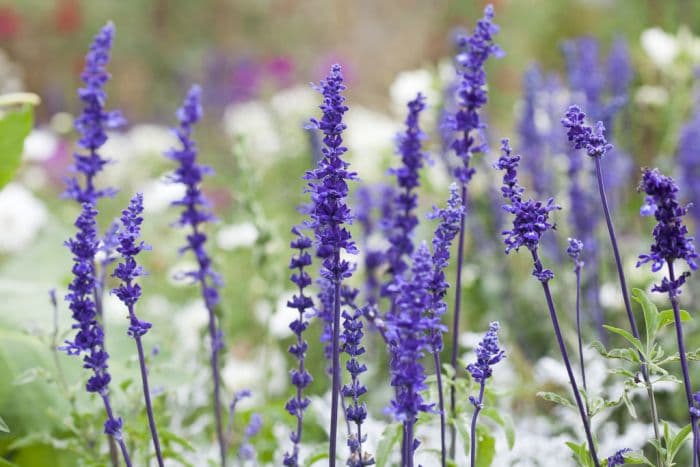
467,322,504,387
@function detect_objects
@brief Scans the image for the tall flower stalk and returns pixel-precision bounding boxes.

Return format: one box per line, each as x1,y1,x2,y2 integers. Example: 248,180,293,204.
466,322,504,467
111,194,164,467
444,7,502,456
166,85,227,466
305,64,357,466
562,105,661,447
62,203,132,467
284,227,314,467
496,139,599,466
567,238,587,392
637,168,700,466
427,184,463,467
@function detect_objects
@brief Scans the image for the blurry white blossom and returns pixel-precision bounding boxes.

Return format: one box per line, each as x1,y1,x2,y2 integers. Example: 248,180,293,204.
345,106,398,182
22,128,59,162
141,177,185,213
0,183,47,253
641,28,679,67
224,100,281,163
216,222,259,251
635,85,669,106
270,85,317,121
389,68,438,116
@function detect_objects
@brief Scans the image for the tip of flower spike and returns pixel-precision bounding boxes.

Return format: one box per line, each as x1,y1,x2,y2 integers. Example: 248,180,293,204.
177,84,203,125
484,3,495,18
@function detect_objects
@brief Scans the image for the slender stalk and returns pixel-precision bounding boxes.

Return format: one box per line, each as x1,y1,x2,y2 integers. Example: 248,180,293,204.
100,394,133,467
449,184,468,459
532,250,599,467
405,421,415,467
593,157,662,448
432,352,447,467
329,268,342,467
127,300,164,467
470,382,486,467
667,263,700,467
202,286,225,467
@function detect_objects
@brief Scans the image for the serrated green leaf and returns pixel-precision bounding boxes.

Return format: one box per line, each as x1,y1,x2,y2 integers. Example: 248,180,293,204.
0,105,34,190
475,425,495,467
537,391,575,409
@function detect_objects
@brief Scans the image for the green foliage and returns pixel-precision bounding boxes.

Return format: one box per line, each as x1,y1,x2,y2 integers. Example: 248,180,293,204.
0,104,34,190
475,425,495,467
374,422,402,467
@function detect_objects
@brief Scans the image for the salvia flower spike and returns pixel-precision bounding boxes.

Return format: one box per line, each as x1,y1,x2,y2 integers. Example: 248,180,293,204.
467,322,504,467
65,22,125,204
304,63,357,467
165,84,227,466
562,105,663,448
637,168,700,464
62,202,132,467
284,227,314,467
496,138,599,467
111,193,163,467
446,7,502,454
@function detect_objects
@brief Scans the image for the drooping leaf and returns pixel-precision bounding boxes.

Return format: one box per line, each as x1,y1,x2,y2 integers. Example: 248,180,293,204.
0,105,34,190
537,391,575,409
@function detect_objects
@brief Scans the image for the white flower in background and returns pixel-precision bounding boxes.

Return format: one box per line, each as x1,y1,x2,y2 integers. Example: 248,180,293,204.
223,100,281,164
635,85,669,106
600,281,623,309
128,124,175,156
22,128,58,162
0,183,47,253
141,177,185,213
389,68,438,116
216,222,258,251
270,85,317,121
102,293,128,325
222,347,287,396
174,300,210,351
641,27,679,67
346,106,399,182
534,356,570,387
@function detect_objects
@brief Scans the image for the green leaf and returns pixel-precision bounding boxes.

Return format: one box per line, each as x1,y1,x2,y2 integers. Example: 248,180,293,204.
632,288,658,350
667,422,692,461
375,422,402,467
658,309,692,331
0,105,34,190
0,415,9,433
565,441,594,467
603,325,645,355
304,452,330,467
537,391,575,409
0,458,18,467
481,407,515,449
622,451,656,466
475,425,495,467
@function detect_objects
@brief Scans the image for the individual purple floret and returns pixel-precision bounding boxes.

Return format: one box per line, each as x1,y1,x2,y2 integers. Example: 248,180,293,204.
340,286,372,467
284,227,314,467
384,93,428,299
677,108,700,226
467,322,504,467
239,413,262,462
304,63,357,467
64,22,125,204
607,448,631,467
387,242,435,467
111,193,163,467
165,84,227,466
63,202,132,466
497,138,598,466
637,168,700,463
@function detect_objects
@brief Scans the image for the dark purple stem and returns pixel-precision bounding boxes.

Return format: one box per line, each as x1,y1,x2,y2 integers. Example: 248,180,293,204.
449,184,468,459
127,299,164,467
432,351,447,467
470,381,486,467
593,156,661,446
405,420,415,467
100,395,133,467
329,259,341,467
532,250,599,467
667,263,700,467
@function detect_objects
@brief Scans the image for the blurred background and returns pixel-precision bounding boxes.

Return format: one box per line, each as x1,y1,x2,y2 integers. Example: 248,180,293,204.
2,0,700,465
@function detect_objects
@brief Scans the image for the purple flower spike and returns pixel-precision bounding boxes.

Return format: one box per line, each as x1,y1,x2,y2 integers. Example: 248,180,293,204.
678,109,700,225
384,93,427,297
561,105,613,159
239,414,262,462
111,193,164,466
607,448,631,467
284,227,314,467
166,85,227,467
304,64,357,467
467,322,504,467
65,22,125,204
